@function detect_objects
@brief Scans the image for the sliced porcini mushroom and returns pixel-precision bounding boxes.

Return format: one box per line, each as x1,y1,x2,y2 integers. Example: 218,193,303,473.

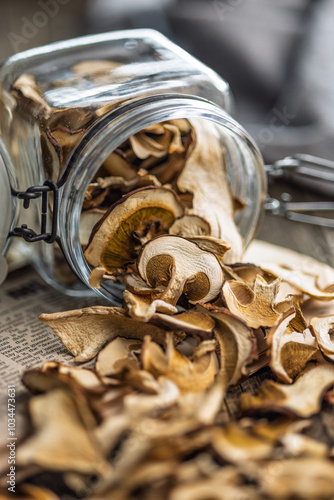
169,214,211,237
123,289,177,322
198,305,255,385
88,266,116,289
137,235,224,305
141,333,217,393
95,337,158,393
16,389,109,474
259,457,334,500
152,310,215,338
260,262,334,301
124,272,165,295
268,306,318,383
39,306,179,362
96,172,161,193
129,122,184,159
177,119,244,263
102,149,138,180
187,236,231,265
222,275,282,329
79,209,106,246
23,361,103,395
211,422,274,464
244,240,334,292
84,187,184,271
310,315,334,361
240,363,334,417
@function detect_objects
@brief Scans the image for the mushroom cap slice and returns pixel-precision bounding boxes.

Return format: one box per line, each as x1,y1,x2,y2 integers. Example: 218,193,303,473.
39,306,180,362
223,275,282,329
240,363,334,417
137,235,224,305
84,187,184,270
268,308,318,383
169,215,211,237
310,315,334,361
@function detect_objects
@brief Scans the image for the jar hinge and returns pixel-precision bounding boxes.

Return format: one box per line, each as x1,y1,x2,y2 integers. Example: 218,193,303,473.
9,181,59,243
265,154,334,229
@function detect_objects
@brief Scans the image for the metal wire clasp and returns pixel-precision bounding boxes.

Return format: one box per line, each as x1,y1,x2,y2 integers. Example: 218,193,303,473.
10,181,59,243
265,154,334,229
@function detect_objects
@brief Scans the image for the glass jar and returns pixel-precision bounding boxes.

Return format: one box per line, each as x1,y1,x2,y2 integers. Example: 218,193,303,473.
0,29,266,304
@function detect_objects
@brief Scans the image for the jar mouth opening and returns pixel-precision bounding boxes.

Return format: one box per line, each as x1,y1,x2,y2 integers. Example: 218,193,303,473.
59,95,266,303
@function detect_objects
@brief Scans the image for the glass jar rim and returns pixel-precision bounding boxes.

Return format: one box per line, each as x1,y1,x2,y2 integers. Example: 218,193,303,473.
59,93,266,303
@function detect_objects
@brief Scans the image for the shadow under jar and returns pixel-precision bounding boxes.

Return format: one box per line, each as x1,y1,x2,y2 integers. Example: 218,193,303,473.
0,29,266,304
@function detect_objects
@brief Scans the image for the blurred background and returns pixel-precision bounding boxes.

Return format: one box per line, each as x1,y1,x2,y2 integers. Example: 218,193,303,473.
1,0,334,163
1,0,334,261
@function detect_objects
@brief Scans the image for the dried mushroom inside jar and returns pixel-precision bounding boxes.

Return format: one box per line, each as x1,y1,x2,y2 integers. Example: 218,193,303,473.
81,118,246,298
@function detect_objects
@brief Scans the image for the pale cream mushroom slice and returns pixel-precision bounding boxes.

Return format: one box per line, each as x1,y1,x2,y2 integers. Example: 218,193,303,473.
240,363,334,417
268,306,318,383
222,275,283,329
141,333,217,393
39,306,180,362
187,236,231,265
177,119,244,263
84,187,184,272
198,305,256,386
16,389,109,475
310,315,334,362
137,235,224,305
169,214,211,237
245,240,334,291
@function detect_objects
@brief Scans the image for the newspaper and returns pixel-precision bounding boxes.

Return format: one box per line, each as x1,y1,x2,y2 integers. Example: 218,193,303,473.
0,265,103,445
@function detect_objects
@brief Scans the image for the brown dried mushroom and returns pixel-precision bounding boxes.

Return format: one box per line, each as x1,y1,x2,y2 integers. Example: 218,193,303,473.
84,187,184,271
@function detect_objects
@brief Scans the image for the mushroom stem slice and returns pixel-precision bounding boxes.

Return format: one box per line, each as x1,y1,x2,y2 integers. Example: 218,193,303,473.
137,235,224,305
240,363,334,417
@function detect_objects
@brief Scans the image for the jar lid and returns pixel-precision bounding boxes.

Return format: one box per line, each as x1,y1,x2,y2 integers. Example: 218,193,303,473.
0,153,10,284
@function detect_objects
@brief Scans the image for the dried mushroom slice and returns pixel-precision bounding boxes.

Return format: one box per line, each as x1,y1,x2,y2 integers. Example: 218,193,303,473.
268,307,318,383
259,457,334,500
211,422,274,464
260,262,334,301
152,310,215,338
79,209,106,246
240,363,334,417
169,214,211,237
123,289,178,322
16,389,109,474
245,240,334,291
223,275,282,329
137,235,224,305
39,306,179,362
177,119,243,263
84,187,184,271
310,315,334,361
141,333,217,393
199,305,255,385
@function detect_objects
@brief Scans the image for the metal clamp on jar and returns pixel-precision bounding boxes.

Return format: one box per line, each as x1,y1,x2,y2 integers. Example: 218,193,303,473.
0,30,332,304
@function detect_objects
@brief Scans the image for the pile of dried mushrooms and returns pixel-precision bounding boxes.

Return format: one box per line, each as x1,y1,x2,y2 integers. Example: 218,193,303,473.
2,119,334,500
